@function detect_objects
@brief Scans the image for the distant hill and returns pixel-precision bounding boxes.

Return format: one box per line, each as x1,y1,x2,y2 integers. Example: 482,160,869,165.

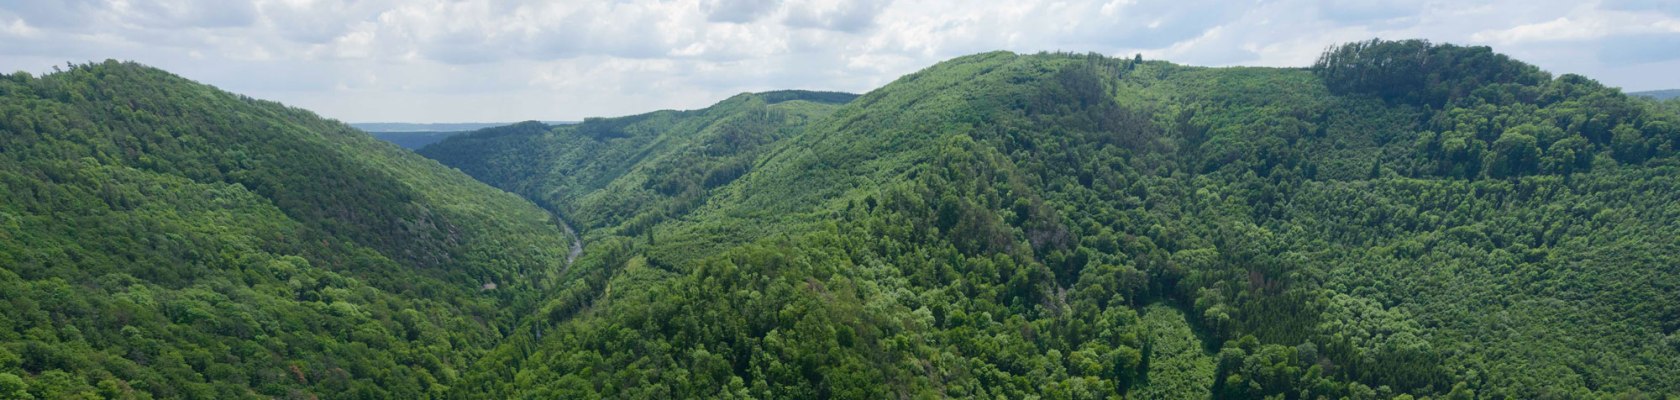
368,131,471,149
354,122,512,132
1631,89,1680,100
755,89,860,104
354,121,576,149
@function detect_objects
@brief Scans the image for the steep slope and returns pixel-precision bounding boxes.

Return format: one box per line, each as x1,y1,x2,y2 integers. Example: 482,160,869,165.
420,90,857,236
426,40,1680,399
0,61,574,399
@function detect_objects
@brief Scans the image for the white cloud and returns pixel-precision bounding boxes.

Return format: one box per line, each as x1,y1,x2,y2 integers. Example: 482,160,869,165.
784,0,889,33
0,0,1677,123
1470,10,1680,44
1,15,37,37
701,0,778,23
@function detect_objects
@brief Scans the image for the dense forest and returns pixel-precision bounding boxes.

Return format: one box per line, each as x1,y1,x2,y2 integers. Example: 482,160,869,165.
422,40,1680,399
0,62,576,398
3,39,1679,399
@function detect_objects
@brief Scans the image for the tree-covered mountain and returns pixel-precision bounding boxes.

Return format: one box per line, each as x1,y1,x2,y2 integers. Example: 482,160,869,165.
419,89,859,237
421,40,1680,399
5,40,1678,400
352,122,579,150
0,61,577,399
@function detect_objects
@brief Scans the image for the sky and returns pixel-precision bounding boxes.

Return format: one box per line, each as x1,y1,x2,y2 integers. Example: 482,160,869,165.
2,0,1679,123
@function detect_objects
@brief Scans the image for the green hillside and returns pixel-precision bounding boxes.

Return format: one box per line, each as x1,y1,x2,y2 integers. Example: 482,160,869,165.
4,40,1678,399
0,61,575,399
423,40,1680,398
419,89,858,237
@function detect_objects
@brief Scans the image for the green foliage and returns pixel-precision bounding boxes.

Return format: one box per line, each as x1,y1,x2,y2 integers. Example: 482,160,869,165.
1486,129,1539,178
1132,305,1214,399
0,373,30,400
0,61,574,398
427,42,1680,399
1313,38,1549,107
10,39,1680,399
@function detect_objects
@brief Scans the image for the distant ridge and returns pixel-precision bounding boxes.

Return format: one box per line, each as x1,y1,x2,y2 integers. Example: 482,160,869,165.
352,121,574,132
353,90,856,135
1631,89,1680,100
355,121,577,149
755,89,860,104
368,131,471,149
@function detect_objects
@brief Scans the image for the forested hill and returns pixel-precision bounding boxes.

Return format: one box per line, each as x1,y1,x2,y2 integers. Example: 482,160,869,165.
423,40,1680,398
0,61,576,398
3,41,1678,399
418,89,858,235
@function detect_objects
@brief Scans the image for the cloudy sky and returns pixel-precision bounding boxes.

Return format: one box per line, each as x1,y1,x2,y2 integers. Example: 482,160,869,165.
2,0,1678,123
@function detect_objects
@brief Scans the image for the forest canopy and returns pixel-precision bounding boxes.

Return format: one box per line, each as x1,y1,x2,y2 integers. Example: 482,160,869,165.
416,39,1680,398
0,61,575,399
3,39,1679,399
